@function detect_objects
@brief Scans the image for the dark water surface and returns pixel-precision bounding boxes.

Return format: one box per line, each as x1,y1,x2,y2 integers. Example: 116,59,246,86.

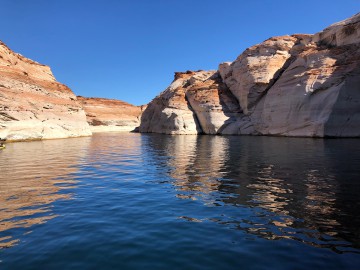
0,133,359,269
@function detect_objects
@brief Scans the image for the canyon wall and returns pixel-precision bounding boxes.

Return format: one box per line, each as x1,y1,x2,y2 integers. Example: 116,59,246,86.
140,13,360,137
0,42,91,141
78,96,144,132
1,13,359,140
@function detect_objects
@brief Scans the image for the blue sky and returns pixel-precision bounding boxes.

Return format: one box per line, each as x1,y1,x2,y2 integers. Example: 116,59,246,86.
1,0,359,105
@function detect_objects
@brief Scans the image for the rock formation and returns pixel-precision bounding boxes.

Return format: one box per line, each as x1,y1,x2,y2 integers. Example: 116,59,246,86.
0,41,91,141
140,13,360,137
2,13,359,140
77,96,144,132
139,70,213,134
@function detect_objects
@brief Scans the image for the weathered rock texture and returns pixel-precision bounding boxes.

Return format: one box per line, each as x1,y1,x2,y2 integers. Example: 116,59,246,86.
139,71,211,134
140,13,360,137
0,41,91,141
77,96,144,132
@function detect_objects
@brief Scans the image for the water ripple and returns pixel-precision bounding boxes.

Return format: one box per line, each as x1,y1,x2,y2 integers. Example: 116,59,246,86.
0,133,359,269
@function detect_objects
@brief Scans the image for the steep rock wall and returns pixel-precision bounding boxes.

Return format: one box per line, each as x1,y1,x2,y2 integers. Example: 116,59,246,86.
254,43,360,137
0,41,92,141
140,13,360,137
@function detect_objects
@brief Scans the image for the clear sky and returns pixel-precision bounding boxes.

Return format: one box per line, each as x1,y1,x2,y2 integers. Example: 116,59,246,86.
1,0,359,105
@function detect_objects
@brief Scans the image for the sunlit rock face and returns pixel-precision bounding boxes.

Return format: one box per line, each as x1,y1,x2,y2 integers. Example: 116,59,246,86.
219,35,302,115
139,71,211,134
140,13,360,137
313,12,360,46
0,41,92,141
139,70,255,135
77,96,144,132
185,72,254,135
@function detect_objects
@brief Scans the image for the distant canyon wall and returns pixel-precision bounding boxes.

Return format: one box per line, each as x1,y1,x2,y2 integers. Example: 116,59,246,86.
140,13,360,137
77,96,145,133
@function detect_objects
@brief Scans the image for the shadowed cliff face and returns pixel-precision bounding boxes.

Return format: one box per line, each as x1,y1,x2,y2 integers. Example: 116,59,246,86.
255,42,360,137
140,13,360,137
77,96,144,133
0,41,91,141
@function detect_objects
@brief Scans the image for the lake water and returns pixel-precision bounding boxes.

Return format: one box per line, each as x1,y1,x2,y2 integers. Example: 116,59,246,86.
0,133,359,269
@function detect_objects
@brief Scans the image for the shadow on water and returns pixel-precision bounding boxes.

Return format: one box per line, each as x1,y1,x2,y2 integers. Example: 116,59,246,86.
142,133,360,254
0,137,91,249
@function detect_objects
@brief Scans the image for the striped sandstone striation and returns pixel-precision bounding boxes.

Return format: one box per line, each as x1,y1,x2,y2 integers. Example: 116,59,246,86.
77,96,144,132
0,41,91,141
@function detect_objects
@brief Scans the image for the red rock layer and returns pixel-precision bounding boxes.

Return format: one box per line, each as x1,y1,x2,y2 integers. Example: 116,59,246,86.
0,41,91,141
77,96,144,132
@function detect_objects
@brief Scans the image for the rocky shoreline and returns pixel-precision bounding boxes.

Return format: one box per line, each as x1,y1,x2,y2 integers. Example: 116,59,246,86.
1,13,359,141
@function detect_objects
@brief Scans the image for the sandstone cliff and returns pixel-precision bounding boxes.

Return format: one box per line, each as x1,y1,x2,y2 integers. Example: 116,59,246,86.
140,13,360,137
0,41,91,141
77,96,144,132
139,70,213,134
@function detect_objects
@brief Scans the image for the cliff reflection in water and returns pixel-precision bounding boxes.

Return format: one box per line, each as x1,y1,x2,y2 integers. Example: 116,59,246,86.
163,135,227,199
144,134,360,253
0,138,90,249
